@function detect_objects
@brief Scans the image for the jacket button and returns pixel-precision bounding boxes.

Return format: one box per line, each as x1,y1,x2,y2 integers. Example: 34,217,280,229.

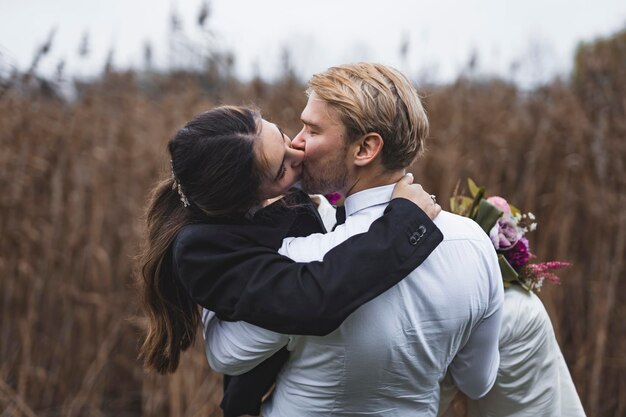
409,225,427,246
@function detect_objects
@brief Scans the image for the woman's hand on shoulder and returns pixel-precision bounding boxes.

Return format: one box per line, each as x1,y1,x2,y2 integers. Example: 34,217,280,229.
392,173,441,220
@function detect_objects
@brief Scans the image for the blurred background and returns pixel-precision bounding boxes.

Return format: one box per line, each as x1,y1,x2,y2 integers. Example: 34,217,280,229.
1,1,625,416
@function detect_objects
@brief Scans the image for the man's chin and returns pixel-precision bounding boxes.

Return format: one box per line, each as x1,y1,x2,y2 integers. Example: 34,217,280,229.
299,176,322,195
300,170,345,195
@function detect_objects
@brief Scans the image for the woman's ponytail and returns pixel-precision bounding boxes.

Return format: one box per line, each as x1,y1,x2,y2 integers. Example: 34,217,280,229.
137,178,199,374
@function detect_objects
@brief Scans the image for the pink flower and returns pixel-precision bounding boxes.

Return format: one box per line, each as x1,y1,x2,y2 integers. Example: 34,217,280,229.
487,196,512,215
527,261,571,285
324,193,342,205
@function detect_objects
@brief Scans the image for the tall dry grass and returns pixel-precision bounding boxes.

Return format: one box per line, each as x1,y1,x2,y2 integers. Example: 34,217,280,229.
1,28,625,417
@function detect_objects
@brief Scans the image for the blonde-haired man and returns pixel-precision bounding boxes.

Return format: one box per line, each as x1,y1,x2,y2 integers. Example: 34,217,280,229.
298,62,429,196
204,63,504,416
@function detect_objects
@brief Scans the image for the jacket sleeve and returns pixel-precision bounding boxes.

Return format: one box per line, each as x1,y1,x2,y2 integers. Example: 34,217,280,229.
219,348,289,417
174,198,444,336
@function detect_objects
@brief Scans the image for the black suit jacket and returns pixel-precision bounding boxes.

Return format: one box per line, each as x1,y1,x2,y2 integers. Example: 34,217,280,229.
172,190,443,416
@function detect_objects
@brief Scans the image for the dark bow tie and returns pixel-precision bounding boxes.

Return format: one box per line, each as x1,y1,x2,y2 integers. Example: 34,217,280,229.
333,206,346,230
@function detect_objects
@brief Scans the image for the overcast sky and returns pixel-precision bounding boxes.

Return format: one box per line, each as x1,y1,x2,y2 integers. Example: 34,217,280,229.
1,0,625,86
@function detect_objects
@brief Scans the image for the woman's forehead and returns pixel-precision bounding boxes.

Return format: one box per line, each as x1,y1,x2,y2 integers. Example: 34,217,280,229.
260,119,283,143
257,119,285,168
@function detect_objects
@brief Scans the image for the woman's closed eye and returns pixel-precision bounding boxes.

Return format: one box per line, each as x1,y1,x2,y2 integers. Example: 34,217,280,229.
276,164,287,181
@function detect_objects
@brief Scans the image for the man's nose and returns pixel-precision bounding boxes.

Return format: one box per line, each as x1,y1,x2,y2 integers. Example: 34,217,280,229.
291,130,306,151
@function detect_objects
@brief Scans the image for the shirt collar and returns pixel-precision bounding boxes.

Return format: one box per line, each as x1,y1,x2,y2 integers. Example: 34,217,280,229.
344,183,396,217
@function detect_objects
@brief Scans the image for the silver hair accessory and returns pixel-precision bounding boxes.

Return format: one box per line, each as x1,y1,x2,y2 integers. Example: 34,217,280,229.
171,160,191,207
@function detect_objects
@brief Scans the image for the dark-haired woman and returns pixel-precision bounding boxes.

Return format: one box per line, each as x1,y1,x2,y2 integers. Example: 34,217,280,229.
137,106,442,416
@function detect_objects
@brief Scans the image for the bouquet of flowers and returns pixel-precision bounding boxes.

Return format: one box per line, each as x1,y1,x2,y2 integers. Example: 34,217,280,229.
450,179,570,292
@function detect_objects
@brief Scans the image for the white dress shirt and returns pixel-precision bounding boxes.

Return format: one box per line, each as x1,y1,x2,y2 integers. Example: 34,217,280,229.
438,286,587,417
203,184,504,417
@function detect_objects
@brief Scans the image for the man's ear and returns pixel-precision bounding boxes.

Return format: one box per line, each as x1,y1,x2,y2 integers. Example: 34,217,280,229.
353,133,384,167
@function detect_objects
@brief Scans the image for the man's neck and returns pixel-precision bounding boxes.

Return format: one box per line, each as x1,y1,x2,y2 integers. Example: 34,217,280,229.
344,168,406,197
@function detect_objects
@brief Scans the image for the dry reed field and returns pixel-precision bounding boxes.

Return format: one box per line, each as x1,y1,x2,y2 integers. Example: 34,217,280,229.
1,29,625,417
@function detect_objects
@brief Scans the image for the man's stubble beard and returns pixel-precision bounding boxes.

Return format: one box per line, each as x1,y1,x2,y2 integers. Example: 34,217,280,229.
300,151,350,196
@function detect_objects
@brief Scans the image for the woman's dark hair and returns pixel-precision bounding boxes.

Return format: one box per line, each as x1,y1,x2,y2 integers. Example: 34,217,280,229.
137,106,263,374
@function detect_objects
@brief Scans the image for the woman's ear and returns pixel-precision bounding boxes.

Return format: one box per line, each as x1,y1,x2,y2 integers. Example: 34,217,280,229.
353,133,384,167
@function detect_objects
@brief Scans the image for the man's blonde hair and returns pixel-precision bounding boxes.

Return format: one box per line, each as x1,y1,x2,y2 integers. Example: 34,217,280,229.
307,63,429,170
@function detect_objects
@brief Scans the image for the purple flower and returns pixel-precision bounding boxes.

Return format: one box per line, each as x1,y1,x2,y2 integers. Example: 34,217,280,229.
503,237,532,271
496,216,521,250
489,224,501,249
325,193,342,205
